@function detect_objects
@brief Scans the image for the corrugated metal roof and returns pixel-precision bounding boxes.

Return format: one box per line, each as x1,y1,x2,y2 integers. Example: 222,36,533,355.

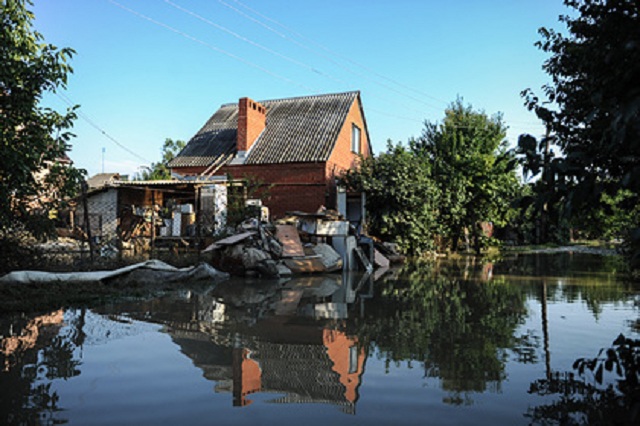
169,91,359,168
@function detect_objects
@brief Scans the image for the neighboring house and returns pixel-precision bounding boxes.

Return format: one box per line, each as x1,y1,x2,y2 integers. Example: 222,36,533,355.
168,91,372,219
86,173,121,190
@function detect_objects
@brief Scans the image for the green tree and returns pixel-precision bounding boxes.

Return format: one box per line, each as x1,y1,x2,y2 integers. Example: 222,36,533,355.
340,141,439,255
0,0,84,236
522,0,639,271
136,138,185,180
415,99,520,253
516,133,573,244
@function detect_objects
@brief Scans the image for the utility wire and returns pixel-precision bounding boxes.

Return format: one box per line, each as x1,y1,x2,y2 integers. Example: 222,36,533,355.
225,0,449,107
56,92,152,164
111,1,425,125
165,0,425,114
164,0,344,85
108,0,316,92
107,1,536,142
216,0,443,112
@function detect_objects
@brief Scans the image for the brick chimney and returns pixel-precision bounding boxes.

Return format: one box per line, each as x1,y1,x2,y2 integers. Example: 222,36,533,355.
237,97,266,153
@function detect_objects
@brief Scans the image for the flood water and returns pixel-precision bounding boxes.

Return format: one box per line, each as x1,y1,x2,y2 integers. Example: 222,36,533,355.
1,252,639,425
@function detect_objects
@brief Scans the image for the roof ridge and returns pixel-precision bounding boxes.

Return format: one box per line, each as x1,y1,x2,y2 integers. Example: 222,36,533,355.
219,90,359,108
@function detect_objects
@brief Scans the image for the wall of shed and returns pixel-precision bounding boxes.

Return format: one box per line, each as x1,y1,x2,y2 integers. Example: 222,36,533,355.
76,189,118,238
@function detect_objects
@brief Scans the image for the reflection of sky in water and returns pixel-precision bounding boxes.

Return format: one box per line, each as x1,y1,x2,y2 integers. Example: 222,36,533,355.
2,253,638,425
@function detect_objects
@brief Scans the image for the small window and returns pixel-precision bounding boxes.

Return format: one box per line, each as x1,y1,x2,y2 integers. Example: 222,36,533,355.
351,124,361,154
349,346,358,374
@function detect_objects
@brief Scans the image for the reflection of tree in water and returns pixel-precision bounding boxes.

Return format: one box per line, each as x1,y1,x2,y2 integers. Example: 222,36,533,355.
497,253,634,320
356,259,528,403
526,335,640,425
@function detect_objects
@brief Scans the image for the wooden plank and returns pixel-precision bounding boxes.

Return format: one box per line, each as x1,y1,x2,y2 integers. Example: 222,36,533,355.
275,224,305,257
283,256,326,273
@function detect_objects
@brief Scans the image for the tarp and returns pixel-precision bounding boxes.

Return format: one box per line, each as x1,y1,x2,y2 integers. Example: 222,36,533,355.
0,260,229,285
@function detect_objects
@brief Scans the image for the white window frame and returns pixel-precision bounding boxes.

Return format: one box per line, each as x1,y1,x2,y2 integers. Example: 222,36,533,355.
351,124,361,154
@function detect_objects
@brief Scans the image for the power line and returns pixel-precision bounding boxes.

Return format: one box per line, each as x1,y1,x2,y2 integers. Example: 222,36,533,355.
224,0,450,107
118,0,434,117
108,0,316,92
107,1,537,143
165,0,431,113
163,0,345,85
56,92,152,164
216,0,443,112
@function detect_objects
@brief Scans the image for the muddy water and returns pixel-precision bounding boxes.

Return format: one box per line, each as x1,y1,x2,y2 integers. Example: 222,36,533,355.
1,252,638,425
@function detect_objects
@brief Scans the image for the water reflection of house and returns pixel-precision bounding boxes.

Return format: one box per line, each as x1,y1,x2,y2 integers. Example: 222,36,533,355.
103,273,371,413
0,310,64,371
232,327,365,413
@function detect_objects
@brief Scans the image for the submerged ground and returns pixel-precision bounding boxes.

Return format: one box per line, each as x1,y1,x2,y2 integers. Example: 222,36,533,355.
1,252,638,425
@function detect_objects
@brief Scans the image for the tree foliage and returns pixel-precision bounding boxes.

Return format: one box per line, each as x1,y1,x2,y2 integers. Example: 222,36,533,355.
0,0,83,236
342,100,520,255
135,138,185,180
415,99,520,252
521,0,640,271
341,141,439,255
527,334,640,425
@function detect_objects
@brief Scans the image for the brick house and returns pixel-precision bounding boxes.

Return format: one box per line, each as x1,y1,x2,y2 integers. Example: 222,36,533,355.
168,91,372,219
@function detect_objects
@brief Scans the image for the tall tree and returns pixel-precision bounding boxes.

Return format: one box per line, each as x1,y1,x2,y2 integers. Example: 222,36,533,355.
522,0,639,269
0,0,83,236
415,99,519,253
135,138,185,180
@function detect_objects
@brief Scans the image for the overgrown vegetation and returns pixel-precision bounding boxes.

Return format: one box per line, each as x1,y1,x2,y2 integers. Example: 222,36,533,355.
343,1,638,277
527,334,640,425
1,0,85,239
341,99,519,256
518,0,639,273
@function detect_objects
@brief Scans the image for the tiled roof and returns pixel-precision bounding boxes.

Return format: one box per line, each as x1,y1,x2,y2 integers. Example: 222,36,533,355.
169,91,360,168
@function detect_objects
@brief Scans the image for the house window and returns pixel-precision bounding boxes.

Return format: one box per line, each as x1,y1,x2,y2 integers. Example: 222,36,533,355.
351,124,361,154
349,345,358,374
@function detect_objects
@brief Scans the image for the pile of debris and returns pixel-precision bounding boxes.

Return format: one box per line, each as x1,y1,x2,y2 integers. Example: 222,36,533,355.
204,210,402,278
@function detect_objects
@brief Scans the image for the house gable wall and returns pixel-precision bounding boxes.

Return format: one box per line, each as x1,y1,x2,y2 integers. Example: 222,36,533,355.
325,97,371,182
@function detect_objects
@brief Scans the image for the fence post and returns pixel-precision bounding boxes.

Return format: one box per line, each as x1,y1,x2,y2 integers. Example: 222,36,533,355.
81,181,94,264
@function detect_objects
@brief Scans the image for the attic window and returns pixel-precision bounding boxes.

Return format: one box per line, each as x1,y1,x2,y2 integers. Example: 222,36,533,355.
351,124,361,154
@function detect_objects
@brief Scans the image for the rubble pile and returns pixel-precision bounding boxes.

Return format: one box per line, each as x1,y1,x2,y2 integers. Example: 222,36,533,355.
204,210,385,278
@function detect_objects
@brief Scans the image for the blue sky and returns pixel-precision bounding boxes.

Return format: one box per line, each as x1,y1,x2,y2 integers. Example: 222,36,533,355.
33,0,569,177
